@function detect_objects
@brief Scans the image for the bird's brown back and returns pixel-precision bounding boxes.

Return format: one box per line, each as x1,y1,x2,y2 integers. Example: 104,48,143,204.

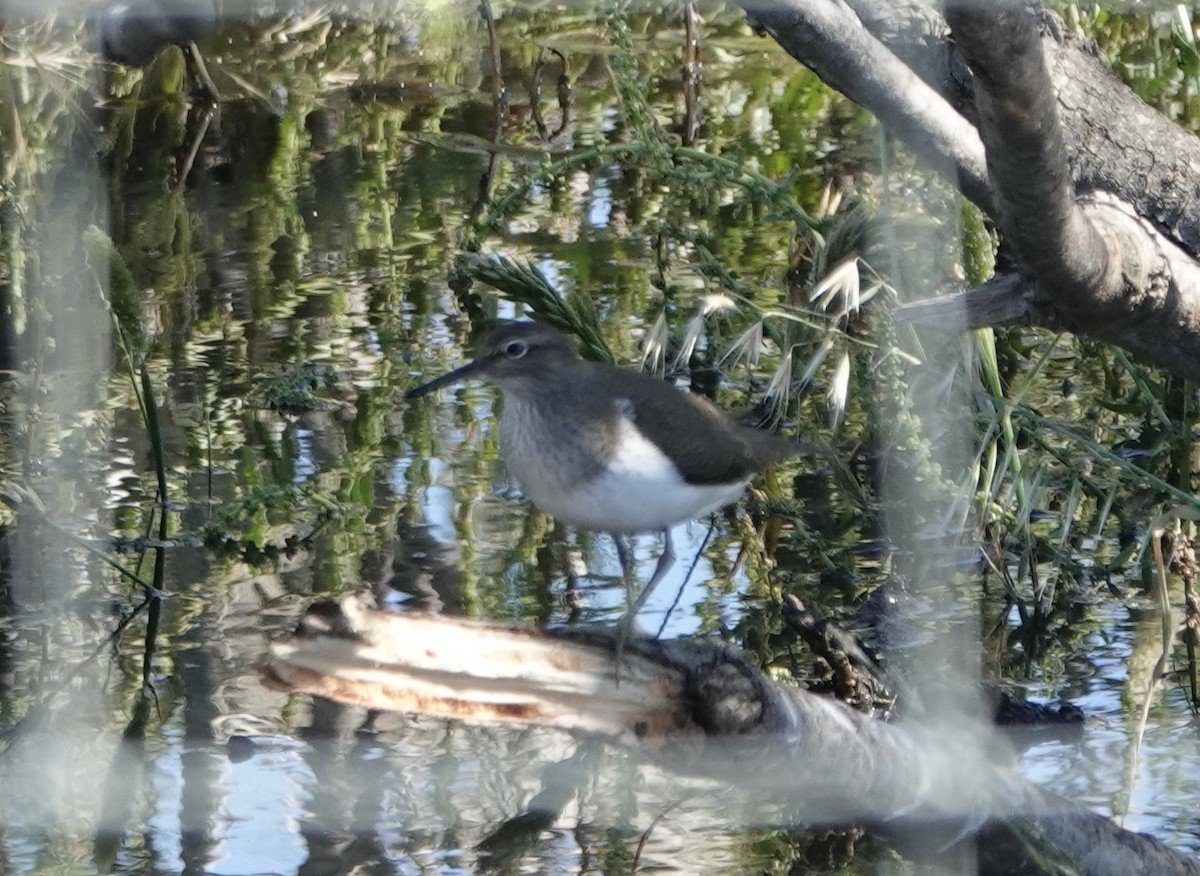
587,364,801,486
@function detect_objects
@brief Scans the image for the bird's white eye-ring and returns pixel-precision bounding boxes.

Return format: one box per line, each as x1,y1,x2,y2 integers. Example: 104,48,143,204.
504,340,528,358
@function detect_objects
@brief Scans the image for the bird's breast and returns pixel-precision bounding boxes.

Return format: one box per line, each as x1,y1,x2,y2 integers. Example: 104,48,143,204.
499,399,749,532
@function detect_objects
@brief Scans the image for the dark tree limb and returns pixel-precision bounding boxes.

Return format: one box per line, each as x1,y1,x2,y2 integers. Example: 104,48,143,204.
893,273,1051,329
943,4,1108,307
941,2,1200,379
742,0,1200,382
839,0,972,110
741,0,993,214
851,0,1200,256
264,599,1200,876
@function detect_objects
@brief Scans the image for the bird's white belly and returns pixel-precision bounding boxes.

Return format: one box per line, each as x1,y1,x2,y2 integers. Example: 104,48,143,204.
515,416,750,533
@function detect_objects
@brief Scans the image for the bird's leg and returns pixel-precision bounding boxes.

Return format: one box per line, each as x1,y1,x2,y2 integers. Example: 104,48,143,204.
629,527,675,618
610,529,677,682
612,532,636,609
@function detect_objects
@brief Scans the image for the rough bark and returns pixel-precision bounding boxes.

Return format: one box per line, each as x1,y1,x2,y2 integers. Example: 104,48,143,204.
742,0,1200,382
264,598,1200,876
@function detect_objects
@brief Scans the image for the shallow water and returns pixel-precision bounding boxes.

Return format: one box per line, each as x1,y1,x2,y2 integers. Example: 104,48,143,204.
1,3,1199,873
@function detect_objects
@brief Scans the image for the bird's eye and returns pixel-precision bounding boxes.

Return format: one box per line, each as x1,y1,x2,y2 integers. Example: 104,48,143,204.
504,340,528,359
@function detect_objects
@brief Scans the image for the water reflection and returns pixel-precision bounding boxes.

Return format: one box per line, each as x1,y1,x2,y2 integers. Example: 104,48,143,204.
2,1,1199,873
81,714,835,873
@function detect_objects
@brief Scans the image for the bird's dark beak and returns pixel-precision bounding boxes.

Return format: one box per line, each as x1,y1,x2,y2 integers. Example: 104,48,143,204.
406,359,486,399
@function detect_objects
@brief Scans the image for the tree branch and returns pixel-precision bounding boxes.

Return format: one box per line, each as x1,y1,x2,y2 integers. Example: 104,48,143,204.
893,274,1054,329
742,0,1200,381
943,2,1111,311
832,0,1200,260
740,0,994,215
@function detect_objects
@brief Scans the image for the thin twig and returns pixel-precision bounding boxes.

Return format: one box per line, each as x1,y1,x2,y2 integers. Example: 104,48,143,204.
655,522,713,639
0,486,157,595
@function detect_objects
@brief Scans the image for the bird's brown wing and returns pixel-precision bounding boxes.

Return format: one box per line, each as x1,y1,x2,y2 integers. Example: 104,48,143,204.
594,366,797,486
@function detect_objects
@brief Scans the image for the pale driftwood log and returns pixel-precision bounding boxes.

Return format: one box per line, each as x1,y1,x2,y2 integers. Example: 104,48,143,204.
742,0,1200,382
263,597,1200,876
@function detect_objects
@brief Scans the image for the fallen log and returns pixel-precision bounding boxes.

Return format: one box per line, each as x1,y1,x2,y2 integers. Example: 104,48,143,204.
263,597,1200,875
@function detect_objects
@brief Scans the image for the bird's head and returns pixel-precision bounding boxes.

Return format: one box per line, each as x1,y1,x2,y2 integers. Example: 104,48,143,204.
406,321,578,398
